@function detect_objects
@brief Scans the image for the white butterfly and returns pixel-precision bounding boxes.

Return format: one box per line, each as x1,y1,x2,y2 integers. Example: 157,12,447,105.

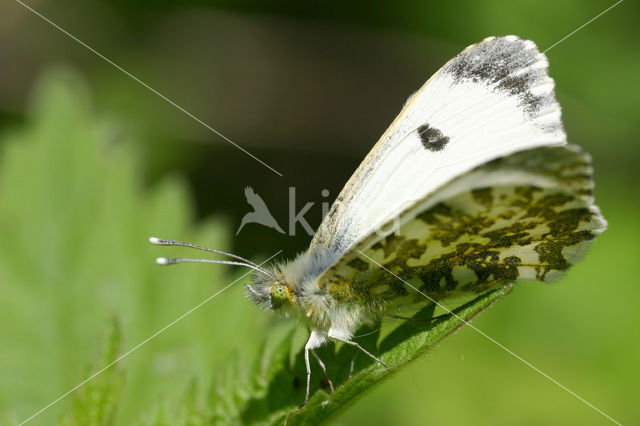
151,35,606,405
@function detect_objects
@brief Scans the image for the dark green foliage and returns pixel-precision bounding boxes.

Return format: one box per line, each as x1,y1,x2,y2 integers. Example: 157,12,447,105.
59,319,124,426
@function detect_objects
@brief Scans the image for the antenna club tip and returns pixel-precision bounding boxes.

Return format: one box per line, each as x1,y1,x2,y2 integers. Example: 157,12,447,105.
156,257,170,265
149,237,162,245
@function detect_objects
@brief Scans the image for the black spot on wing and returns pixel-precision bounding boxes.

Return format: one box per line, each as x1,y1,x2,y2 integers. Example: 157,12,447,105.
418,124,449,152
445,36,551,116
447,37,533,84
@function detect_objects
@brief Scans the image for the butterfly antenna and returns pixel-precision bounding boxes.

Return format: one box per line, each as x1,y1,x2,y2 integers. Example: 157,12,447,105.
156,257,277,280
150,237,277,280
150,237,265,269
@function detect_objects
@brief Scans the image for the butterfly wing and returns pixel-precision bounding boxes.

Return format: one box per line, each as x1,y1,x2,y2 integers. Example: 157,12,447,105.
311,36,567,264
317,145,606,306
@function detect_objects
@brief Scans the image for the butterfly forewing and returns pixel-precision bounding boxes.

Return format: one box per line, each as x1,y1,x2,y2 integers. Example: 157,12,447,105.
317,146,606,307
311,36,566,263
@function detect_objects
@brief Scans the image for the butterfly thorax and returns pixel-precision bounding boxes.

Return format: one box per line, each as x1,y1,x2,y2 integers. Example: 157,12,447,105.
245,250,367,336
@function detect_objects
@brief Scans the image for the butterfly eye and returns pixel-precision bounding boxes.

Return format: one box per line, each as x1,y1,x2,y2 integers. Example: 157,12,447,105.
270,283,290,309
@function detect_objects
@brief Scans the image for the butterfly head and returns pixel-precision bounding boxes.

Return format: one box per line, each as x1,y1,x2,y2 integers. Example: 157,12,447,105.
270,281,294,309
245,272,294,312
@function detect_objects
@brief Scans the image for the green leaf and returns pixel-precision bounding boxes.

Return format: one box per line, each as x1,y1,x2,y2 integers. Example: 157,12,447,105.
0,68,260,424
205,286,512,425
59,318,124,426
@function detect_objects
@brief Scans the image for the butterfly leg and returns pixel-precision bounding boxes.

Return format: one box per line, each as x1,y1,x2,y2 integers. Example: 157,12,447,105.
328,329,388,368
303,345,311,405
311,349,334,393
303,328,328,406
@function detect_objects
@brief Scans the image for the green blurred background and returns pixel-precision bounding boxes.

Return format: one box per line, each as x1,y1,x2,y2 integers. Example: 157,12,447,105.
0,0,638,424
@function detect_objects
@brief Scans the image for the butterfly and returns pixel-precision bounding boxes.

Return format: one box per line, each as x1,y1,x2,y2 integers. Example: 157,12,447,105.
151,35,606,405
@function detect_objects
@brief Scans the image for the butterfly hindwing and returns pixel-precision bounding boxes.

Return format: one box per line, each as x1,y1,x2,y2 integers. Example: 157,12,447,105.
317,145,606,307
311,36,566,263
